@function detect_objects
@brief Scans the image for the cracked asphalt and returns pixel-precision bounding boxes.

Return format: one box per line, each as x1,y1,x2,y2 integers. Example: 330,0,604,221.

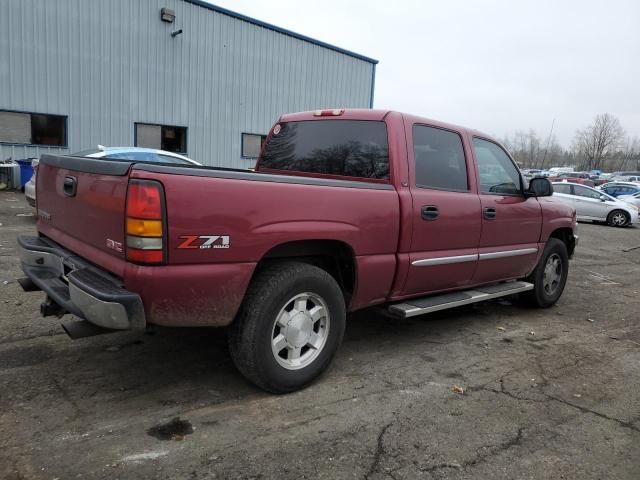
1,190,639,479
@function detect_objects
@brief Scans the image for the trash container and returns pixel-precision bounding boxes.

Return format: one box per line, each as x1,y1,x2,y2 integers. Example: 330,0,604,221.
16,159,34,189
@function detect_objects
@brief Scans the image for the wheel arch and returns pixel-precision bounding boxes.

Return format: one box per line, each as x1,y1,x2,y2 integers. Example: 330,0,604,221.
254,239,357,307
548,227,576,258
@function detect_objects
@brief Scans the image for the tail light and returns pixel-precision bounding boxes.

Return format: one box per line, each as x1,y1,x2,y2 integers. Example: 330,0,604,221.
126,180,166,264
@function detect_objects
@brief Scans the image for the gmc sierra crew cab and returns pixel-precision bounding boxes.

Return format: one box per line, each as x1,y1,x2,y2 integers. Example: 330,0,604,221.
18,109,578,393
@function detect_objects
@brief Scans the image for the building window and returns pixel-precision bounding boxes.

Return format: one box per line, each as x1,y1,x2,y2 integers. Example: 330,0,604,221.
242,133,267,159
0,110,67,146
135,123,187,153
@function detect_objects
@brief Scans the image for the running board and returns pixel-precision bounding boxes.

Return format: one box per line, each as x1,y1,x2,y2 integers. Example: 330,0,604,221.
388,281,534,318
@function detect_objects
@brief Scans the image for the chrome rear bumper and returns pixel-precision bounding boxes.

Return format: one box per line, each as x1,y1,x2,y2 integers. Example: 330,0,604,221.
18,235,145,331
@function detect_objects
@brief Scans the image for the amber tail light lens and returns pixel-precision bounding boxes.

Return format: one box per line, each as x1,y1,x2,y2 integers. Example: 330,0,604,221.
125,180,166,264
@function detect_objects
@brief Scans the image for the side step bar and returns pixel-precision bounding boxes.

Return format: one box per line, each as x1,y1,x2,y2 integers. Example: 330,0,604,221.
388,281,534,318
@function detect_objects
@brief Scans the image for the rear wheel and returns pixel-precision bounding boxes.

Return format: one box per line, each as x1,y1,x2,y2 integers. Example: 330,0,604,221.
228,262,346,394
607,210,629,227
522,238,569,308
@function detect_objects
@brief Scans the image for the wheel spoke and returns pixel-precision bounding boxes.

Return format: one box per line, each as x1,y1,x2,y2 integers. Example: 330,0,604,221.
309,305,325,322
294,296,308,313
288,347,301,361
276,310,290,328
272,334,288,353
307,332,322,349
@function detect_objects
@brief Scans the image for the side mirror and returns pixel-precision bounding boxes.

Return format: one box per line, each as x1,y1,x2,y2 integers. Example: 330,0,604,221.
599,195,608,202
526,177,553,197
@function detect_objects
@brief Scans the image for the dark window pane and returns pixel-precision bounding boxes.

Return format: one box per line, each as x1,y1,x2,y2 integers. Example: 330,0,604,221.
31,114,66,146
242,133,266,158
161,126,186,153
413,125,468,191
260,120,389,180
573,185,601,199
552,183,571,194
106,152,157,161
0,110,66,146
473,138,521,195
135,123,187,153
157,154,190,164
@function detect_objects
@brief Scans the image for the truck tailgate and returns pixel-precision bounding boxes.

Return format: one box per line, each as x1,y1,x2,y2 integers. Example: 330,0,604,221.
35,155,132,271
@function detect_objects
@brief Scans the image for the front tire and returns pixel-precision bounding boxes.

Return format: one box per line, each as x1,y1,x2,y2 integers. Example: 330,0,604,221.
228,261,346,394
522,238,569,308
607,210,629,227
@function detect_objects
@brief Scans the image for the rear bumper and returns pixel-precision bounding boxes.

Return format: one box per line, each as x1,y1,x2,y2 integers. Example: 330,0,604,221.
18,235,145,331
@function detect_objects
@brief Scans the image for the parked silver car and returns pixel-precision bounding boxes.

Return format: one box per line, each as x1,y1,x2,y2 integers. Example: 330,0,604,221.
25,147,199,206
618,192,640,209
552,182,639,227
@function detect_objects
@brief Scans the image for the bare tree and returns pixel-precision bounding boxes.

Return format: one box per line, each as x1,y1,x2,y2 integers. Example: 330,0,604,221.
573,114,625,170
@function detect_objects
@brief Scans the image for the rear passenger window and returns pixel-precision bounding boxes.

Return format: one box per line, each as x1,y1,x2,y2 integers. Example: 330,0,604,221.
552,183,571,194
573,185,601,199
413,125,468,191
260,120,389,180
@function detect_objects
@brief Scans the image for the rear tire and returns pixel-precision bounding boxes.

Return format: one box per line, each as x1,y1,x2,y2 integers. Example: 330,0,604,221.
521,238,569,308
228,261,346,394
607,210,629,227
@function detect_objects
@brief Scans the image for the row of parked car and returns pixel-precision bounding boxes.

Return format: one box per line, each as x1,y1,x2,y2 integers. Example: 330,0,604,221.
549,181,640,227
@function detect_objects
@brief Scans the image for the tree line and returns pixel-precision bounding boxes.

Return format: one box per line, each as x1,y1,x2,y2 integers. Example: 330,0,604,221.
500,114,640,172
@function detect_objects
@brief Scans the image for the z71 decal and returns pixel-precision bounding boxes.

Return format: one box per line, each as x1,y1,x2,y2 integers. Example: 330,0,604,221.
177,235,230,249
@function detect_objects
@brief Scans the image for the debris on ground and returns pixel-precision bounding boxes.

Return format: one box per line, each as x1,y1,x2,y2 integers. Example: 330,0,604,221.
104,345,121,352
451,386,465,395
497,326,506,332
529,331,535,335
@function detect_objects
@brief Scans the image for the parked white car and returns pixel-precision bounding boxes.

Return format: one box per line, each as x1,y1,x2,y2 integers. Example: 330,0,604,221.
552,182,639,227
25,147,199,207
619,192,640,209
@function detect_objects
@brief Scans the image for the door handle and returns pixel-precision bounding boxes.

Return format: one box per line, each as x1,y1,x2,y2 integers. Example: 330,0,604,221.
484,207,496,220
63,176,77,197
421,205,439,221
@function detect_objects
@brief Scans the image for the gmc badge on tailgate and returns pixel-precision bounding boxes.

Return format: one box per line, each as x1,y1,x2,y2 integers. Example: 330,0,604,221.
177,235,230,249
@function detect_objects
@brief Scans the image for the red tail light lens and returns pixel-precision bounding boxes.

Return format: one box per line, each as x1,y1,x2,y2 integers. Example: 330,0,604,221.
127,182,163,219
126,180,165,264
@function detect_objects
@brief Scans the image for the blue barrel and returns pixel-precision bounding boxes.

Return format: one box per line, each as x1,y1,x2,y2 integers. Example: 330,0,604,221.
16,159,34,188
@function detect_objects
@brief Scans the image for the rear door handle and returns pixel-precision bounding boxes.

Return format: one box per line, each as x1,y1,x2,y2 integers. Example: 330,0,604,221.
484,207,496,220
421,205,439,221
63,176,77,197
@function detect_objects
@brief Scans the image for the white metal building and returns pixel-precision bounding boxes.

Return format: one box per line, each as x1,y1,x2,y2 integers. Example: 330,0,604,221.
0,0,377,168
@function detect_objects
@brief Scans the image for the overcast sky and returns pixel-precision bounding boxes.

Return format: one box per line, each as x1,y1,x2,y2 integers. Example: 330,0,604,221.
211,0,639,147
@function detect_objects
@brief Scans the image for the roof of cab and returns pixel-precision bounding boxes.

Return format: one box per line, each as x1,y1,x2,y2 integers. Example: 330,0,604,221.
278,109,496,140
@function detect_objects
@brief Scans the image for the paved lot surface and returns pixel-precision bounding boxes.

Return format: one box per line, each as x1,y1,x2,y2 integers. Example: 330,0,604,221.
1,190,639,479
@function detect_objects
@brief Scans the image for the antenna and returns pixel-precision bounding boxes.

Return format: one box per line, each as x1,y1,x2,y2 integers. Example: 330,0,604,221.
539,118,555,170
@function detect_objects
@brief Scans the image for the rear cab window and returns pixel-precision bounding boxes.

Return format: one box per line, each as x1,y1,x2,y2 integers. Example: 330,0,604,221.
259,120,389,181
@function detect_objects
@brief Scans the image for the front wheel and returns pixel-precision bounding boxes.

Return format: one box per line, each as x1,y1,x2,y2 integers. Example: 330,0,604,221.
607,210,629,227
522,238,569,308
228,261,346,394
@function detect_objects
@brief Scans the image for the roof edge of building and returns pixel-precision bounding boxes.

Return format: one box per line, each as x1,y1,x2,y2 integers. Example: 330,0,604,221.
183,0,379,65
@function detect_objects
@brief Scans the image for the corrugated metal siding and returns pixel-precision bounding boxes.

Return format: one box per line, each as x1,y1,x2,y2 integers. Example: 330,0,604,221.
0,0,374,167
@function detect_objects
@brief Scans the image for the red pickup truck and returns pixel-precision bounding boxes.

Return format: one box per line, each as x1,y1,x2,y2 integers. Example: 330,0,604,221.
18,109,578,393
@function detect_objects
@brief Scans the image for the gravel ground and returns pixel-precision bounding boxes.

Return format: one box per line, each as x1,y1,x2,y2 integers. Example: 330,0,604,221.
0,190,639,479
